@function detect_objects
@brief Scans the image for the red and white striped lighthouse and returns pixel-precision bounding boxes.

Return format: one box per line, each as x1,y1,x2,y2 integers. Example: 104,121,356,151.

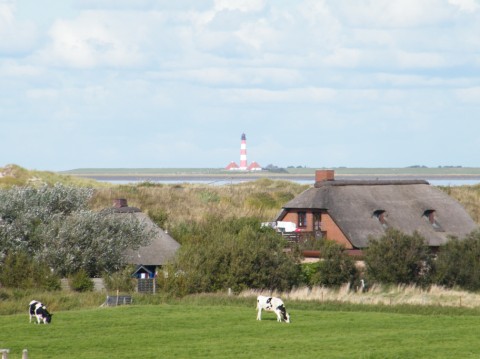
239,133,248,170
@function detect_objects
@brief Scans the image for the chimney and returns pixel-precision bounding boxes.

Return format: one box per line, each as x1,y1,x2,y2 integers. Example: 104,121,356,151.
315,169,335,182
113,198,128,208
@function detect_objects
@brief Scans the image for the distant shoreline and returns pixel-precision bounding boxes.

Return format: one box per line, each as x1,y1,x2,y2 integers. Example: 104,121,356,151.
66,172,480,183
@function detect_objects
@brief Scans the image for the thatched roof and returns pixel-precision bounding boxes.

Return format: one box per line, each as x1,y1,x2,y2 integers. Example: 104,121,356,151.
278,179,477,248
123,212,180,266
103,200,180,266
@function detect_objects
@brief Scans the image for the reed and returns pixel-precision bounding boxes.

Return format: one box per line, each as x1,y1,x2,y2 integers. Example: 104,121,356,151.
240,283,480,308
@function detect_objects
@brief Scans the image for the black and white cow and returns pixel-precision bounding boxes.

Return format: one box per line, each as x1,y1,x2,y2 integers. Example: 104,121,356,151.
29,300,53,324
256,295,290,323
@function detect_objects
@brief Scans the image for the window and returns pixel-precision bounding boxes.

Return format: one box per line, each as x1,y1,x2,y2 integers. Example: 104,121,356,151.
313,213,322,231
423,209,444,232
373,209,388,229
298,211,307,228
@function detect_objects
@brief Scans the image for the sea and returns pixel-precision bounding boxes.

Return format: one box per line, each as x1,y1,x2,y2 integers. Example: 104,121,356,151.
93,177,480,187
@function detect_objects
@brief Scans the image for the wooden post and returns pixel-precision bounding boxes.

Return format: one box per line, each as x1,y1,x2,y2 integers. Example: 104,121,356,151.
22,349,28,359
0,349,9,359
116,289,119,306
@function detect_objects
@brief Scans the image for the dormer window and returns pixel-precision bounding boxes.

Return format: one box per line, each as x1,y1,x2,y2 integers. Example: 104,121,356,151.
373,210,388,229
423,209,444,232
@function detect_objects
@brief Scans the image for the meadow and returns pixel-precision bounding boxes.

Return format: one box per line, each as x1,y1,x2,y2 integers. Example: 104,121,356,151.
2,298,480,359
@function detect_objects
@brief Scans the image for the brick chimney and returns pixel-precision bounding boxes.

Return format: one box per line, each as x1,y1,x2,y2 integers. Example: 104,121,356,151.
315,169,335,182
113,198,128,208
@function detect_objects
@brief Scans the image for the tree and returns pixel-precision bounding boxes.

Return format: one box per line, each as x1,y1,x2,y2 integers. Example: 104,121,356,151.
0,184,93,256
435,230,480,291
0,251,60,290
35,211,152,276
161,217,301,295
364,228,433,286
0,184,152,276
311,240,358,287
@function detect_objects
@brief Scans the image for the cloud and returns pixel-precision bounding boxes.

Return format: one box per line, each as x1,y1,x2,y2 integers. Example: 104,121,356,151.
0,1,38,55
214,0,266,12
37,12,147,68
455,87,480,103
448,0,480,12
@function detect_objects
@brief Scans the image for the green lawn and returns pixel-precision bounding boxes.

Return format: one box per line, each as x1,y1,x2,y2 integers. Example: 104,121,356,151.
1,303,480,358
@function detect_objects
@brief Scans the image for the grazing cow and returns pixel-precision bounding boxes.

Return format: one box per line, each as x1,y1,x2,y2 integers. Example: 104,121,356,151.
29,300,52,324
256,295,290,323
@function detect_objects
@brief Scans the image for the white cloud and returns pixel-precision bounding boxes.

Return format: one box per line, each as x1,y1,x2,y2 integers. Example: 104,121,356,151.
38,12,147,68
221,87,336,104
333,0,453,28
0,1,38,55
449,0,480,12
455,87,480,103
0,60,43,77
214,0,266,12
0,0,14,25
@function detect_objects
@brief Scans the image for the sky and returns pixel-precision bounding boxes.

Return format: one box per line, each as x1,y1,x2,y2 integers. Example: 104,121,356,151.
1,0,480,171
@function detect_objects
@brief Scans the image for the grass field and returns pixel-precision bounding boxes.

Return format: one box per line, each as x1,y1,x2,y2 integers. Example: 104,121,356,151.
2,301,480,359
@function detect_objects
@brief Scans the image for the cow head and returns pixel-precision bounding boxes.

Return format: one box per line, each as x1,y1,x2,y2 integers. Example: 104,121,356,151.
44,312,53,324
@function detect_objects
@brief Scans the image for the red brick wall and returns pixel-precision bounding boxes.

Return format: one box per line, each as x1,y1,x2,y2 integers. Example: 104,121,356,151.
280,210,353,249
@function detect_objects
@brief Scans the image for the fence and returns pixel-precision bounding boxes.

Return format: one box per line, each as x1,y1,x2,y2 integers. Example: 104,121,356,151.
0,349,28,359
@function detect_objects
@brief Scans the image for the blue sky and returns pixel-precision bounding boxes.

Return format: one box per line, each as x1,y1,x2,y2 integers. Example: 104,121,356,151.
1,0,480,171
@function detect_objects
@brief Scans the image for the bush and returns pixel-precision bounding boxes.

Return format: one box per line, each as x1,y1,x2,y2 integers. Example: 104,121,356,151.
310,240,358,287
0,252,60,291
162,217,302,295
69,269,94,292
103,267,136,292
299,262,320,286
364,229,433,286
435,230,480,291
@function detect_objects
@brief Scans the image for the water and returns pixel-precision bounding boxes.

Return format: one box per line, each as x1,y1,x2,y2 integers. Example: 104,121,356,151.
97,178,480,187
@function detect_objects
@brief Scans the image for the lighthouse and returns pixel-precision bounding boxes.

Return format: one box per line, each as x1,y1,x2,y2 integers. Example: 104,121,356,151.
239,133,248,170
225,133,261,171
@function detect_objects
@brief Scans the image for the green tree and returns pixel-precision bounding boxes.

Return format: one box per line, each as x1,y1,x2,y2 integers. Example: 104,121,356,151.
35,211,152,277
0,251,60,290
0,184,152,276
162,217,301,295
364,228,433,286
0,184,93,256
435,230,480,291
311,240,358,287
68,269,94,292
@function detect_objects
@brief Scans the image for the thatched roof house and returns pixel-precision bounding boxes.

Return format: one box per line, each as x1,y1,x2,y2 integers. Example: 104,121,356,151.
105,199,180,275
276,170,477,253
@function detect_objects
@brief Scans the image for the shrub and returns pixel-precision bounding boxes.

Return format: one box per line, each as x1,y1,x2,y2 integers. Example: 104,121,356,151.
0,251,60,291
103,266,136,292
435,230,480,291
69,269,94,292
299,262,320,286
310,240,358,287
364,229,433,286
163,217,302,295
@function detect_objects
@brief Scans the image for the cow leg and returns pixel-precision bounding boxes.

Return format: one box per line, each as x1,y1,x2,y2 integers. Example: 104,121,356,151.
256,308,262,321
274,309,282,322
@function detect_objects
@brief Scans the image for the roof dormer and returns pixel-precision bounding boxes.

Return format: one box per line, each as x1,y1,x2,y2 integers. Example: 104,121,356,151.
423,209,444,232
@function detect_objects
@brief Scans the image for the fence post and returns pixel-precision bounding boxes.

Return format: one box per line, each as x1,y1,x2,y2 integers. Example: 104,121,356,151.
0,349,9,359
22,349,28,359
